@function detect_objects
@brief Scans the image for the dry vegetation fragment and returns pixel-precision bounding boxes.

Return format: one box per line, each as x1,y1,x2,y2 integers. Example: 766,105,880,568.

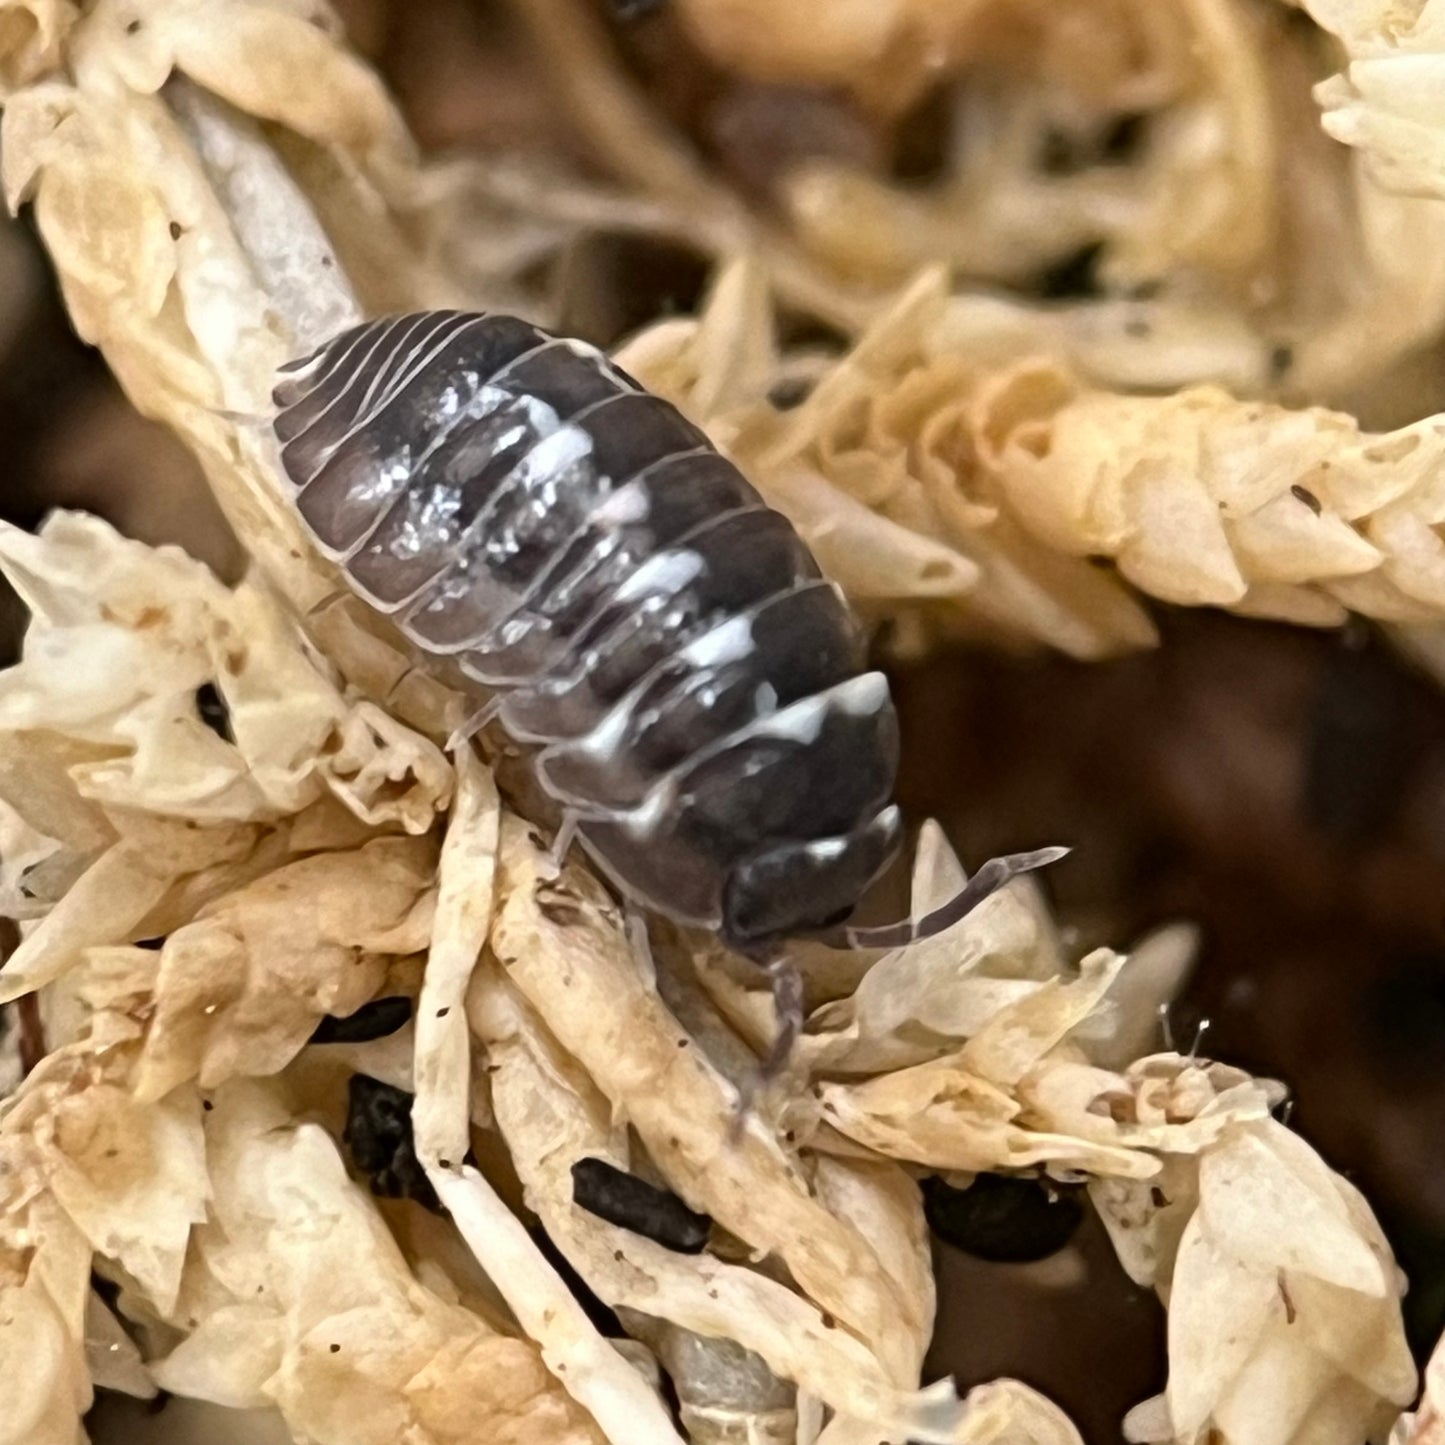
0,1,1439,1445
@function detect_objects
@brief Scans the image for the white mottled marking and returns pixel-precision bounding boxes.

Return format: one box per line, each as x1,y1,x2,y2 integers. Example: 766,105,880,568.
616,672,865,839
755,694,830,746
683,670,891,768
836,670,890,716
612,548,704,604
592,480,651,527
508,422,593,487
557,689,637,767
680,613,753,669
560,336,641,395
349,455,412,507
618,776,679,843
562,337,605,361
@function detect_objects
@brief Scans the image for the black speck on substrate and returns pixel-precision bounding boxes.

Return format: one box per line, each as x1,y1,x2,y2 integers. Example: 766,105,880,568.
1290,483,1322,515
310,996,414,1045
922,1172,1085,1263
194,682,233,742
343,1074,441,1213
570,1157,713,1254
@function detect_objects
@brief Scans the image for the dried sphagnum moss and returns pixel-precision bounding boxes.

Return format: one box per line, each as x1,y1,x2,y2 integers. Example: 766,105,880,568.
619,255,1445,654
1304,0,1445,204
615,262,1162,660
0,3,1431,1445
517,0,1445,402
0,501,1415,1444
527,0,1445,659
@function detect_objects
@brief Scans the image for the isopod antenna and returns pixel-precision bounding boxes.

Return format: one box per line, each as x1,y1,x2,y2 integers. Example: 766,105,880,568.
829,844,1071,951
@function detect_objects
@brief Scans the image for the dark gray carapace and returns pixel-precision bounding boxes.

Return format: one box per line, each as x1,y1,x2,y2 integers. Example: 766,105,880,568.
271,311,1062,967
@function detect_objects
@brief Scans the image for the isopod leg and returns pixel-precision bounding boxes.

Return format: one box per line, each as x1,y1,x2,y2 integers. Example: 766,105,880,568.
760,955,804,1083
445,696,503,753
731,953,804,1135
550,809,579,869
624,905,657,988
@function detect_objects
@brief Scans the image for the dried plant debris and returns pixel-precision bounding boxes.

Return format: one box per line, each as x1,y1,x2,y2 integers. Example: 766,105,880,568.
159,1082,605,1445
1304,0,1445,203
0,1006,19,1097
514,0,1445,403
981,382,1445,627
1393,1328,1445,1445
620,257,1445,655
0,501,1417,1445
0,2,1435,1445
1105,1120,1418,1445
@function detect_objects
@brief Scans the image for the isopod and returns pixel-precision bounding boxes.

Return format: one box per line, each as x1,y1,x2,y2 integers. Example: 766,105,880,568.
272,311,1063,1070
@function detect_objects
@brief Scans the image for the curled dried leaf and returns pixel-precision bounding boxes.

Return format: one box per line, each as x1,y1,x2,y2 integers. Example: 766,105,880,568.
132,834,437,1099
36,1082,207,1317
0,823,259,1005
0,512,453,834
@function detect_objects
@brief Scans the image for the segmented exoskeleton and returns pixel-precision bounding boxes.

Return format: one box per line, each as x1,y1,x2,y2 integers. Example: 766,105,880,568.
272,312,1061,1071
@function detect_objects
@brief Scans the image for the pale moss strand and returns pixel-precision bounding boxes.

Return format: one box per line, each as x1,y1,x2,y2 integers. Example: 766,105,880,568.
981,377,1445,627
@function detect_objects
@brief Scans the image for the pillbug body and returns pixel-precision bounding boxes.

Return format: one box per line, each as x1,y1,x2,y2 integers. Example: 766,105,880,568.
272,312,1061,1032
